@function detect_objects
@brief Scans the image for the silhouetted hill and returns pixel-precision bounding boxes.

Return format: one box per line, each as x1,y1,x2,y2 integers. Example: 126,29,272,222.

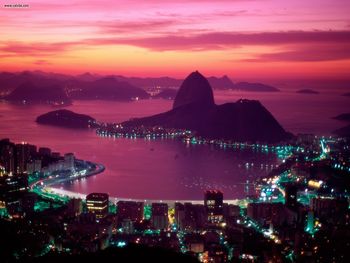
234,82,280,92
115,75,182,88
333,124,350,138
153,88,178,99
68,77,150,100
297,89,319,94
207,75,235,89
173,71,215,109
123,71,290,143
333,113,350,122
4,81,70,104
342,92,350,97
36,109,96,128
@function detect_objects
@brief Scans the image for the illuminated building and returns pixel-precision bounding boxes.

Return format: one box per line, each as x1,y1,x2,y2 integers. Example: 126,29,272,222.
86,193,109,219
15,143,36,174
204,190,223,224
67,198,83,217
64,153,75,171
0,173,28,193
151,203,168,230
0,143,15,174
285,184,298,208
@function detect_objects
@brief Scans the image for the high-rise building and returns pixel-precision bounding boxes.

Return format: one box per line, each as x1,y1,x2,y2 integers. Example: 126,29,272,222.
67,198,83,217
86,193,109,219
0,144,15,174
204,190,223,224
38,147,51,156
117,200,144,222
151,203,168,230
15,143,36,174
64,153,75,171
285,184,298,208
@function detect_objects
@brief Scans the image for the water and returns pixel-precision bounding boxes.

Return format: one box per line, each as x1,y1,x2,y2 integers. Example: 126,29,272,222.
0,90,348,199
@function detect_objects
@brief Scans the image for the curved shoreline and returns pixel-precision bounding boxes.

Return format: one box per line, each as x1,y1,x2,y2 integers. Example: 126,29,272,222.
46,187,243,207
30,160,105,195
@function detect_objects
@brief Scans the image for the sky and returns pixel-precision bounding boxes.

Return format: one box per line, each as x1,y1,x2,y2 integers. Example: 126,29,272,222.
0,0,350,79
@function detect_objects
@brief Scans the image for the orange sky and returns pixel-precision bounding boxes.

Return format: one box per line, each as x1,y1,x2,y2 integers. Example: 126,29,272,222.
1,0,350,79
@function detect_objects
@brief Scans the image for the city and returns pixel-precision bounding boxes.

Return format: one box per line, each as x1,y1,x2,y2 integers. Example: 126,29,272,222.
0,133,349,262
1,0,350,262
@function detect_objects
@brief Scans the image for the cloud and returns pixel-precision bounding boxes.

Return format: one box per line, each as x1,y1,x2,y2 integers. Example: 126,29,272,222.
244,44,350,62
83,30,350,51
1,30,350,63
0,41,80,57
33,59,51,65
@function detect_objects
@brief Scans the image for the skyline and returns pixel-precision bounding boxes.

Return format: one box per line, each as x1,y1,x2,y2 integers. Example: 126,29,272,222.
1,0,350,79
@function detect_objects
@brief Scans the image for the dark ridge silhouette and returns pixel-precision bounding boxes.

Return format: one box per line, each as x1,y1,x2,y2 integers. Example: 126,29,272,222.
123,71,291,143
207,75,235,89
333,124,350,138
173,71,215,109
4,81,70,104
296,89,320,94
342,92,350,97
68,77,150,100
76,72,101,82
153,88,178,99
115,75,182,88
333,113,350,122
234,82,280,92
36,109,96,129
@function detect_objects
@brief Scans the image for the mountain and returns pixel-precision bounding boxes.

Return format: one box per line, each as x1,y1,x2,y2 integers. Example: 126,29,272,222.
68,77,150,100
233,82,280,92
297,89,319,94
333,113,350,122
153,88,178,99
173,71,215,109
76,72,101,82
207,75,235,89
123,71,290,143
36,110,96,129
4,81,70,104
342,92,350,97
333,124,350,138
114,76,182,88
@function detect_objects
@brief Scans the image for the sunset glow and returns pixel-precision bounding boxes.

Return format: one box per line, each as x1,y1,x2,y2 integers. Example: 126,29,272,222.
1,0,350,78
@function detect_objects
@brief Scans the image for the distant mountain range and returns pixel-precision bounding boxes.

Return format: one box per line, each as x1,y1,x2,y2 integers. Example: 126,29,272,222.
123,71,291,143
296,89,320,94
0,71,282,104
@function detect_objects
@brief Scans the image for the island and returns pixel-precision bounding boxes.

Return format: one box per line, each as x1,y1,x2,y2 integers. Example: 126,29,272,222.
36,109,97,129
342,92,350,97
234,82,280,92
333,113,350,122
296,89,320,94
122,71,291,143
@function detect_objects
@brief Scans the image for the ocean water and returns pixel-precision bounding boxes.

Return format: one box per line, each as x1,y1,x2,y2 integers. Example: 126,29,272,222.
0,89,348,199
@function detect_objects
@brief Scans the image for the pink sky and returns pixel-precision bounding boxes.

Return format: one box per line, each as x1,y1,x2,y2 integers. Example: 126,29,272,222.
1,0,350,78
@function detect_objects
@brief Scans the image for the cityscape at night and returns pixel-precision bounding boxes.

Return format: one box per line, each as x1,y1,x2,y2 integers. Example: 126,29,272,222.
1,0,350,262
